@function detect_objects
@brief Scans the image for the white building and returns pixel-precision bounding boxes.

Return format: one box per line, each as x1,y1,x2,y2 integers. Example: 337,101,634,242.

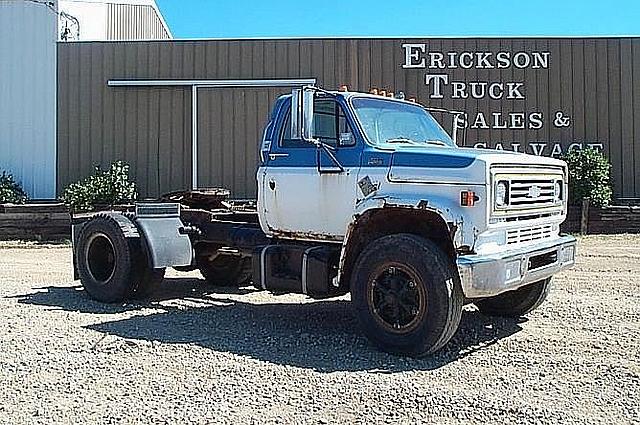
0,0,58,199
0,0,171,199
58,0,172,41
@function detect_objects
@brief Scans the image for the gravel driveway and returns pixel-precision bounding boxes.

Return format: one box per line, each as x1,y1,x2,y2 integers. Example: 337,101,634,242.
0,235,638,424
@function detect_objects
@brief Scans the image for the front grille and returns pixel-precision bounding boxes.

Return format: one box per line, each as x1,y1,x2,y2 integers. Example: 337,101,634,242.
492,166,565,217
509,178,557,209
507,224,554,245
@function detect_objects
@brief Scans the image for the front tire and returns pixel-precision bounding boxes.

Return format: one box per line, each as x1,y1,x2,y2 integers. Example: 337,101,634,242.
351,234,463,357
475,278,552,318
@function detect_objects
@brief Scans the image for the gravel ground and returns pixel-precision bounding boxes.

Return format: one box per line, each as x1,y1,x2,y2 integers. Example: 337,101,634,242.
0,236,638,424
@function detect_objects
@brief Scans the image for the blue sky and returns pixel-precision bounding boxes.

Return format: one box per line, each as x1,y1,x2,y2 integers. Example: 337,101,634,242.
156,0,640,39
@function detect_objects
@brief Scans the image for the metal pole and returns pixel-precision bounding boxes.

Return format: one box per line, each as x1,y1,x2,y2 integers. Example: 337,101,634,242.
108,78,317,88
192,85,198,190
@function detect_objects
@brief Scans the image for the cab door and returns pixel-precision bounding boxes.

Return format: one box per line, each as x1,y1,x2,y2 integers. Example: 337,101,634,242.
260,96,361,240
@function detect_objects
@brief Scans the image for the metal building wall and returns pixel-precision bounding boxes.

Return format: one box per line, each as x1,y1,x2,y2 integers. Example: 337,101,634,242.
1,0,57,199
57,38,640,199
107,4,170,40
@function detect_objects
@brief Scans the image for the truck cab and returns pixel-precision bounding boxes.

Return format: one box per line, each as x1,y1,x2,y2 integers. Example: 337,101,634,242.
259,88,574,294
72,86,576,357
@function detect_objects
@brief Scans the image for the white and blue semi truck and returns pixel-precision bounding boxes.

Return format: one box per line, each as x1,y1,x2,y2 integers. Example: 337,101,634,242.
72,86,576,356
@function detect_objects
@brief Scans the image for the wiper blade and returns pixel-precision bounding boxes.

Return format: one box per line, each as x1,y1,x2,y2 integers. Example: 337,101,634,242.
421,140,447,146
385,138,419,144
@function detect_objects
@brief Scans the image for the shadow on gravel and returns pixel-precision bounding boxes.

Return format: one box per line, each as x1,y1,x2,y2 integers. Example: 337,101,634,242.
91,287,523,373
10,277,255,315
13,277,525,372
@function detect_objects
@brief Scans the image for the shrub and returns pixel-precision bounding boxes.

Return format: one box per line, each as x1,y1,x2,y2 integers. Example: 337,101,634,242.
0,171,28,204
60,161,137,213
563,148,612,207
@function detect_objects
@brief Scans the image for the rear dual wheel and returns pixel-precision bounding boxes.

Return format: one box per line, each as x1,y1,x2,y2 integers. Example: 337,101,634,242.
197,254,251,287
351,234,463,357
75,215,165,303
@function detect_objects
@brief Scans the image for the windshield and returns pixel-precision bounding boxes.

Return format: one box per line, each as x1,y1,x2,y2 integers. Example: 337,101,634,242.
351,97,454,147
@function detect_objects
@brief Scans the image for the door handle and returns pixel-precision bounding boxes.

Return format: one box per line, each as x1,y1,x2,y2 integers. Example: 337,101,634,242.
269,153,289,160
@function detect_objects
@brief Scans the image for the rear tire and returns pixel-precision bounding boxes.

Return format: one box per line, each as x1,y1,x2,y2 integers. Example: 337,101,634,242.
351,234,463,357
76,215,138,303
198,255,251,287
475,278,552,318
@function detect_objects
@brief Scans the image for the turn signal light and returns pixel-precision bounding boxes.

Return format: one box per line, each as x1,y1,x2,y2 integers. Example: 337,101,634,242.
461,191,479,207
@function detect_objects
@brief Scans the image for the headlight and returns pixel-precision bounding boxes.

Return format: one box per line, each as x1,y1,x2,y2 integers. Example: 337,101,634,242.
554,181,562,203
495,181,509,207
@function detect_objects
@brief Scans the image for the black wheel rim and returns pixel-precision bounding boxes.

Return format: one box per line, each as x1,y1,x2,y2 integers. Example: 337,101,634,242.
368,263,426,334
85,233,117,284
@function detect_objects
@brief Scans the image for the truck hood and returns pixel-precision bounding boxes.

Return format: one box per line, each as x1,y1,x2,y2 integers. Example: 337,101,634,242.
386,146,566,185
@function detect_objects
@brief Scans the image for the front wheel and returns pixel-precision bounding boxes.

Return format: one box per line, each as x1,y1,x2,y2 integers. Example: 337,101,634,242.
475,278,552,318
351,234,464,357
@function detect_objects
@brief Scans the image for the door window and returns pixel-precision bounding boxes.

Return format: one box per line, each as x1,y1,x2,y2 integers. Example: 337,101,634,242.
280,98,355,148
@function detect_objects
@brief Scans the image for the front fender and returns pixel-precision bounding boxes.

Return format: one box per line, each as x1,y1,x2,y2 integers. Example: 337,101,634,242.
354,194,466,239
337,188,481,286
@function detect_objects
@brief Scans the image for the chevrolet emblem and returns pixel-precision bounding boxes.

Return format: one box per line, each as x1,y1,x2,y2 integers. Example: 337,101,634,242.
527,185,542,199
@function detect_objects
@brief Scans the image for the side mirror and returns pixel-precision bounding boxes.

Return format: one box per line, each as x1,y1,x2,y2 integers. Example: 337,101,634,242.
291,87,315,141
452,113,466,146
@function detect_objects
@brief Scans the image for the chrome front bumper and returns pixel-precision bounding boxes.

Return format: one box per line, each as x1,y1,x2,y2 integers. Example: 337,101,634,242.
457,235,577,299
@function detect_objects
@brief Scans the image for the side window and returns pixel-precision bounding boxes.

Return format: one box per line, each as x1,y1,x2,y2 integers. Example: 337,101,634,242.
280,109,304,148
279,98,355,148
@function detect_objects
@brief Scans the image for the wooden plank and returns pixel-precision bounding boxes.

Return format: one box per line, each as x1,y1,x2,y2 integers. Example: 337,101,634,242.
244,89,258,198
584,39,598,155
357,39,371,93
620,39,634,197
369,39,382,91
595,40,610,162
221,89,234,192
607,39,623,197
147,43,161,197
232,90,245,196
102,44,115,170
136,43,150,196
0,213,70,221
581,198,590,234
1,204,68,214
632,39,640,199
571,39,586,148
56,44,70,195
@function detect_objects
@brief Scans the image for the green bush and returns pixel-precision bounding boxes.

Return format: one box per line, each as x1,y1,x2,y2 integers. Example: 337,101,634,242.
0,171,28,204
60,161,137,213
563,148,612,207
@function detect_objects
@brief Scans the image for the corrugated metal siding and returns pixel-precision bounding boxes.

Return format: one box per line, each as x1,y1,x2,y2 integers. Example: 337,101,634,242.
107,4,170,40
1,0,57,199
58,38,640,199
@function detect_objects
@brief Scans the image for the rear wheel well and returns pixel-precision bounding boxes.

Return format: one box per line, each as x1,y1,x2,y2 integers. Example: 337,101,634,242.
340,208,457,289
